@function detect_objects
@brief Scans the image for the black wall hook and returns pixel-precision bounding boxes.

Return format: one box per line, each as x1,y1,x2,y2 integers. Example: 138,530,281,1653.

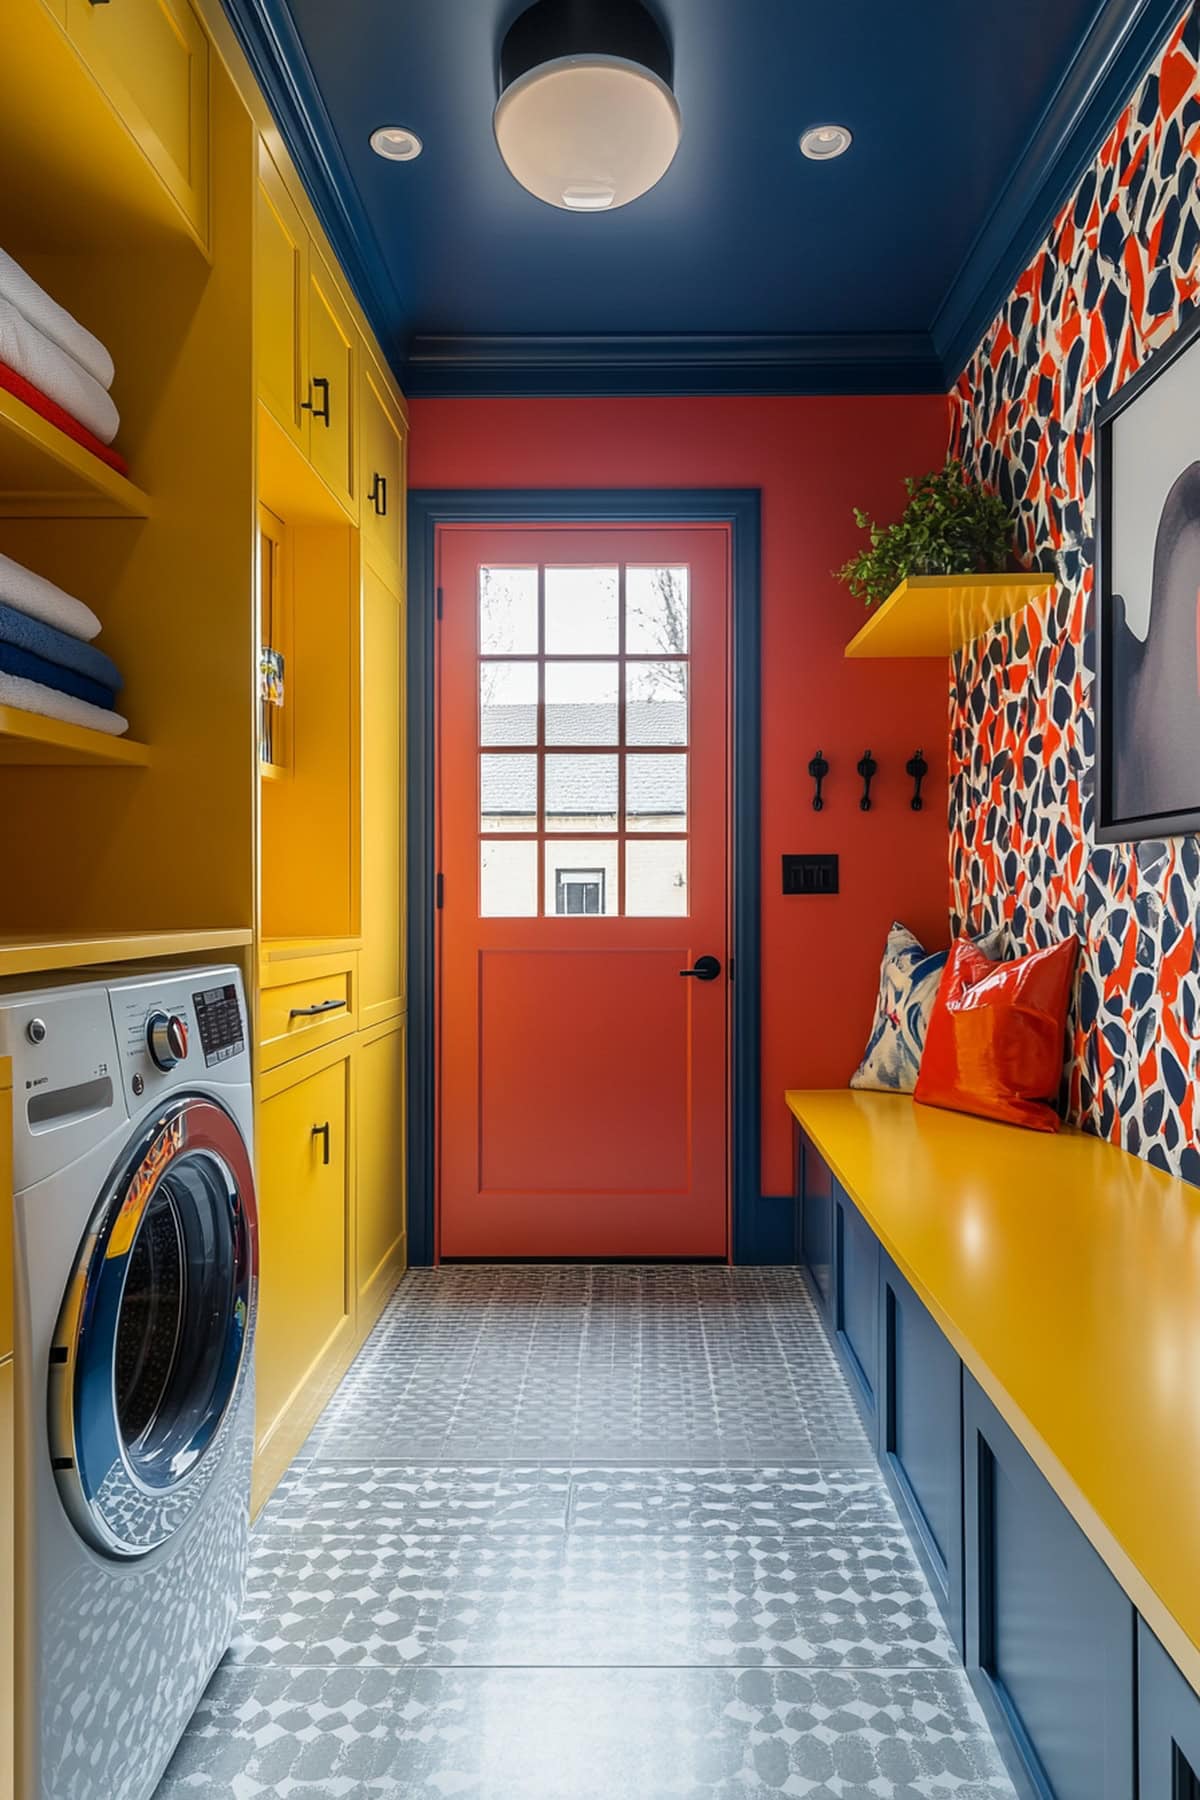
906,748,929,812
808,750,829,812
857,750,878,812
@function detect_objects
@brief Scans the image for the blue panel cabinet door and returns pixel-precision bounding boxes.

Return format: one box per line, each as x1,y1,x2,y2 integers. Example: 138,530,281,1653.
833,1183,879,1441
964,1374,1135,1800
879,1254,963,1651
1139,1620,1200,1798
797,1129,834,1321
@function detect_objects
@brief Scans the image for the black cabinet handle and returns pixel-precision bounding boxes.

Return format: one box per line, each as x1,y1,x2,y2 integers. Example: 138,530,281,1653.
369,472,388,517
301,376,331,426
289,998,348,1019
311,1122,331,1166
679,955,722,982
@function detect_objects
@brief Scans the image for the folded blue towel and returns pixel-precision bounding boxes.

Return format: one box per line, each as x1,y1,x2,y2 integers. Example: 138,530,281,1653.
0,598,121,693
0,641,117,710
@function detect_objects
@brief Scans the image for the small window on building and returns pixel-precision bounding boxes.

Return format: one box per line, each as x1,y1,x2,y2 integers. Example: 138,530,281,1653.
1175,1746,1200,1800
556,869,605,916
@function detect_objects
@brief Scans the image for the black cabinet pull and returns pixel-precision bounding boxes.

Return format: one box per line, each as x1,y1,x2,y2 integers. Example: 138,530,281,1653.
301,376,331,426
679,955,722,982
289,998,348,1019
311,1122,331,1165
369,472,388,517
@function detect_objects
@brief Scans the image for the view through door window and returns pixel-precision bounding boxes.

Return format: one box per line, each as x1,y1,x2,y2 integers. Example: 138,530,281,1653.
478,563,690,917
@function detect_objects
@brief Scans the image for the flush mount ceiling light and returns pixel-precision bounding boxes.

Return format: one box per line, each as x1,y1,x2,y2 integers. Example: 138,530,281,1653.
494,0,681,212
799,123,853,162
370,125,423,161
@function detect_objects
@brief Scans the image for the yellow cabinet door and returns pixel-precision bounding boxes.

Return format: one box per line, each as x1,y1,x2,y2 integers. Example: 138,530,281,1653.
0,1357,11,1800
65,0,209,239
360,566,405,1027
254,1044,351,1454
255,145,308,452
356,1018,406,1309
307,251,357,517
360,362,404,590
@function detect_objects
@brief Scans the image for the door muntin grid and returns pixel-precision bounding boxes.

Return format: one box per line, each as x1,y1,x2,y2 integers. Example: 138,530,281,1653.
479,563,689,918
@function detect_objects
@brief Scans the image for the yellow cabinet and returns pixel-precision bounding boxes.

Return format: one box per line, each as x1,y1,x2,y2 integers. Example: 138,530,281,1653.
255,144,307,453
360,359,405,590
254,1041,352,1456
1,1356,11,1800
360,565,405,1028
256,146,359,519
355,1017,406,1309
65,0,209,239
258,949,358,1073
307,250,357,516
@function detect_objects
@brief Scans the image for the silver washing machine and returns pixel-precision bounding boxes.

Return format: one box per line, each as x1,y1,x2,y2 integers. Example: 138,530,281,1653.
0,965,257,1800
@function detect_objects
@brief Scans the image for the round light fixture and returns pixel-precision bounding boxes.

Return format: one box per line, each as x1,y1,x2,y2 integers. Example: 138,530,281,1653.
370,125,423,162
494,0,681,212
799,123,852,162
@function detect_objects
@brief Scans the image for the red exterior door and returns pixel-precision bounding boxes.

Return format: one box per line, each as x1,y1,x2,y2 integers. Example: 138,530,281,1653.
437,524,731,1258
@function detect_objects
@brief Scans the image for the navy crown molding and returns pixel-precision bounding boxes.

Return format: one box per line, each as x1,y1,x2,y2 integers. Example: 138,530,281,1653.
401,334,944,398
406,488,761,1268
224,0,1188,397
933,0,1189,382
218,0,404,364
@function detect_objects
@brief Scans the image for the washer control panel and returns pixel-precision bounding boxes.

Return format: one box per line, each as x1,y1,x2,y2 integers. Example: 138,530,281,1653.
192,981,246,1067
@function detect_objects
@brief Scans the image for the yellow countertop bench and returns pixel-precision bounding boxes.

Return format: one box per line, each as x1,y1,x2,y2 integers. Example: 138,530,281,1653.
786,1088,1200,1694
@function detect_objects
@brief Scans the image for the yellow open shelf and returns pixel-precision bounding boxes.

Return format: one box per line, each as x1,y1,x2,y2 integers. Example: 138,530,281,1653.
0,386,151,520
0,928,253,983
844,574,1054,659
0,705,150,767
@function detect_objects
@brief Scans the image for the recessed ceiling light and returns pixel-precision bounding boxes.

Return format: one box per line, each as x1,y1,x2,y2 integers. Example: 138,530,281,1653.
495,0,681,212
800,124,852,162
370,126,423,162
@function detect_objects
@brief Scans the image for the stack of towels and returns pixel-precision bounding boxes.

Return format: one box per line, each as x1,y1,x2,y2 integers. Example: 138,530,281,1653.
0,247,125,476
0,550,128,737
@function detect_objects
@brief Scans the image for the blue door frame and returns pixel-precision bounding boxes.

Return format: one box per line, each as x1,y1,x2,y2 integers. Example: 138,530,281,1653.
406,488,767,1264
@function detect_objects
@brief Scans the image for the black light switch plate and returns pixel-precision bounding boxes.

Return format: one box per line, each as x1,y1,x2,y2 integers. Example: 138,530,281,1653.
782,853,839,895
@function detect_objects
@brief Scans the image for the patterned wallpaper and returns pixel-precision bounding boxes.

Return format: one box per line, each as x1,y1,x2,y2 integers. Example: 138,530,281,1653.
948,6,1200,1178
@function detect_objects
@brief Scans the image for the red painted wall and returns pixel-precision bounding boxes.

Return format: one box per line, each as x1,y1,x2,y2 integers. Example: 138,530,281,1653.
410,394,951,1196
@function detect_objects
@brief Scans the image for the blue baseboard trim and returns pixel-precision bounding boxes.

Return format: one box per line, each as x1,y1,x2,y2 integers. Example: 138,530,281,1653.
738,1195,798,1266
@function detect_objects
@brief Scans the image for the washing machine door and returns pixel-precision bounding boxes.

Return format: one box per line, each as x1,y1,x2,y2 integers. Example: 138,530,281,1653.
50,1093,258,1558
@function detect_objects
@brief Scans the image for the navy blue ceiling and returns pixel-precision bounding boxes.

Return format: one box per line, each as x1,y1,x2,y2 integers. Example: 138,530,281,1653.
224,0,1186,395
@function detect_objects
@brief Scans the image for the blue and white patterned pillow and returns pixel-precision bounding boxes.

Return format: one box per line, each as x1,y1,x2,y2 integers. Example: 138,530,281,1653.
850,921,1004,1094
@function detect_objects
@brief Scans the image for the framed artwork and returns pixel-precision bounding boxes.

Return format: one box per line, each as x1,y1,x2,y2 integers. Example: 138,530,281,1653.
1096,304,1200,843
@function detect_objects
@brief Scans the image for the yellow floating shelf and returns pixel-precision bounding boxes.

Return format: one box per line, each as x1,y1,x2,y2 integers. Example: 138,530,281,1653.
0,705,151,767
844,574,1054,659
0,387,152,520
0,928,253,982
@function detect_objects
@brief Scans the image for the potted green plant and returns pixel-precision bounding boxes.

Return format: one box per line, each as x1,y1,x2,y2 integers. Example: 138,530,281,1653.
836,457,1015,608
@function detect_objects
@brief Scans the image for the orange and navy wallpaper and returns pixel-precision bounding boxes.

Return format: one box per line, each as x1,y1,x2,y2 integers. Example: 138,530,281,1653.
949,6,1200,1180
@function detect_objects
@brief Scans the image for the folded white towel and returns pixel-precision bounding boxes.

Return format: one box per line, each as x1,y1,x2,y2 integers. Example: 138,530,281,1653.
0,669,128,736
0,248,114,391
0,550,101,641
0,297,119,445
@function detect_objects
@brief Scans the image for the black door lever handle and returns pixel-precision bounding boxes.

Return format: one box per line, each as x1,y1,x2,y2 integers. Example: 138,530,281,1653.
679,955,722,982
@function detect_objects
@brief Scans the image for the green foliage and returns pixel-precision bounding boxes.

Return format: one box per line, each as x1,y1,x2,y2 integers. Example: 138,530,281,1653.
836,458,1015,608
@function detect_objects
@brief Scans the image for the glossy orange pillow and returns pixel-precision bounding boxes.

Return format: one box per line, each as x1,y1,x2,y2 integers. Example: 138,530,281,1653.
914,936,1078,1132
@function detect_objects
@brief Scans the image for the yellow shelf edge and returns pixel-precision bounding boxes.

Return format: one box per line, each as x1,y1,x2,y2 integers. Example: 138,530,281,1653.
0,387,153,520
844,573,1054,660
0,928,253,981
0,705,151,767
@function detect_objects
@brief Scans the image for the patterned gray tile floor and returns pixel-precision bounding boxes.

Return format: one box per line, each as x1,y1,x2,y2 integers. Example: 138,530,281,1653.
156,1266,1016,1799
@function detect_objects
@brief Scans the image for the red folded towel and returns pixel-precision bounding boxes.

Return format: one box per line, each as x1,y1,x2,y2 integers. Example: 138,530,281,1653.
0,360,129,477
